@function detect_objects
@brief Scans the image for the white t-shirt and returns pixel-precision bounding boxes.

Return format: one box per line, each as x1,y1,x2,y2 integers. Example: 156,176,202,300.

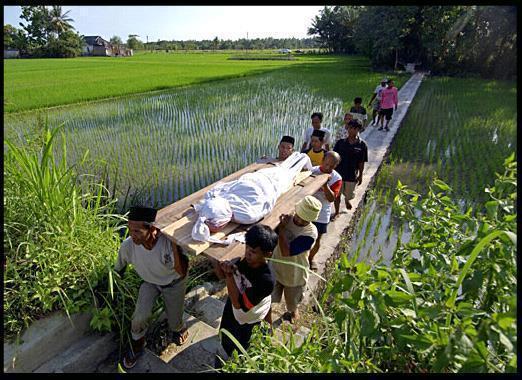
375,85,386,101
115,234,182,286
302,127,332,150
311,166,343,223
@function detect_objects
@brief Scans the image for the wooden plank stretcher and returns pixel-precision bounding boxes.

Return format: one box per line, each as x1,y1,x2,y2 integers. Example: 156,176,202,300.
154,160,329,261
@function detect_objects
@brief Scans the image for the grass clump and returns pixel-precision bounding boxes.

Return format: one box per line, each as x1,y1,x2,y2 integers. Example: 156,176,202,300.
3,121,126,341
4,121,218,355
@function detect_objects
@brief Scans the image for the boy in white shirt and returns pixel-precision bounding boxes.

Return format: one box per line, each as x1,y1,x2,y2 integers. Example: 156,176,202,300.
301,112,332,152
308,151,342,270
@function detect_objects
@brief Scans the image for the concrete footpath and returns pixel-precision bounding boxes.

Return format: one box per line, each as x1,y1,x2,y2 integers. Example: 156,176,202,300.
302,72,425,306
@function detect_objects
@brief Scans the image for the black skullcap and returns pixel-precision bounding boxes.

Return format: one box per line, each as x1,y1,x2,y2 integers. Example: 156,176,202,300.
348,119,362,129
128,206,157,222
280,135,295,145
311,129,326,139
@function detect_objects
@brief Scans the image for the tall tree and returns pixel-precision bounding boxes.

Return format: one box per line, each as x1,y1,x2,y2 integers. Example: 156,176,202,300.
4,24,22,49
308,6,362,53
110,35,123,47
19,5,51,47
49,5,74,37
127,34,143,50
347,5,516,79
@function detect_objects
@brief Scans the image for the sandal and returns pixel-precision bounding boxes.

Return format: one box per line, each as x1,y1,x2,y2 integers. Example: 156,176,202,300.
309,260,318,271
122,347,144,370
282,311,299,324
171,328,189,346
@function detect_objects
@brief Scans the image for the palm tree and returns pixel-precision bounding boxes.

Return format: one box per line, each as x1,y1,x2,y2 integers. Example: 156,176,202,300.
49,6,74,37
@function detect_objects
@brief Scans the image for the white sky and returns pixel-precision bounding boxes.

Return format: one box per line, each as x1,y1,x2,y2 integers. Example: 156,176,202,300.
4,6,325,41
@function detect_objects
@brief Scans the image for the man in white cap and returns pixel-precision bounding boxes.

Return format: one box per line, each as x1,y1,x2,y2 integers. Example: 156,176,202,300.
367,78,388,127
266,195,322,324
115,206,189,369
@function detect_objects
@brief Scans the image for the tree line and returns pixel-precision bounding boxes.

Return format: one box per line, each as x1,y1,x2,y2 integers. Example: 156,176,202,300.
113,36,320,52
307,5,517,79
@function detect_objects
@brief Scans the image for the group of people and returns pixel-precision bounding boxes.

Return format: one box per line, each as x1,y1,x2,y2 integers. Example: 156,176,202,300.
115,78,399,370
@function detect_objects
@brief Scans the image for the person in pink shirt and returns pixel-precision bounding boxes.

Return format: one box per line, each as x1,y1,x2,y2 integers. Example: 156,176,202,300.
378,79,398,132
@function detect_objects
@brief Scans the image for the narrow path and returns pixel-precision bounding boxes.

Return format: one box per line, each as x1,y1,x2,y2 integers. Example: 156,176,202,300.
302,72,425,306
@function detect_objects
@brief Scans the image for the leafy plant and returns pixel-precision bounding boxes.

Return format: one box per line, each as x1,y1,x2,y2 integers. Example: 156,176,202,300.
222,156,516,372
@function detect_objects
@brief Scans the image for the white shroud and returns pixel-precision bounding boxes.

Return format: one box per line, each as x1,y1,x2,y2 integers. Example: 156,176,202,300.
191,153,311,242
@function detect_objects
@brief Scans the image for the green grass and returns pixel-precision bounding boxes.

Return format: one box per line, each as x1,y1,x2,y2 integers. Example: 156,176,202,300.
4,52,405,113
3,51,303,113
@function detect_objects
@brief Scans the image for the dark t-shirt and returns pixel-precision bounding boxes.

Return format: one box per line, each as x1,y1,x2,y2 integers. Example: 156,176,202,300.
350,106,367,115
232,258,275,313
333,137,369,182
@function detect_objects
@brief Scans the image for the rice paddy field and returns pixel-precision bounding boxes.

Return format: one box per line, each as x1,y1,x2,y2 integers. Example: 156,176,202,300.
346,76,517,264
4,51,381,113
5,54,403,212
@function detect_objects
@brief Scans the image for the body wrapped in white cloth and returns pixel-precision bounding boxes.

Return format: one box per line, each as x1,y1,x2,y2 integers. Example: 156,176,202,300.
192,153,312,243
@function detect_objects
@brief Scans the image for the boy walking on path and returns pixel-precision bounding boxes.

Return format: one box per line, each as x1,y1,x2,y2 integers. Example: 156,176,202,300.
216,224,278,362
335,112,353,142
368,79,388,127
333,120,368,216
308,151,342,270
267,195,322,324
301,112,332,152
349,97,368,131
115,206,190,370
303,129,327,166
378,79,399,132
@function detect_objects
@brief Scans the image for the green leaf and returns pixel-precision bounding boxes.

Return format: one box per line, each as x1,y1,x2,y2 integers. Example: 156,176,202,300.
117,363,127,373
459,356,486,373
497,316,515,330
418,305,440,319
499,331,514,352
360,309,378,338
340,253,350,269
385,290,414,305
334,309,346,329
446,230,515,313
108,269,114,300
506,355,517,373
484,200,498,219
398,333,432,350
433,179,451,192
503,231,516,245
461,269,483,296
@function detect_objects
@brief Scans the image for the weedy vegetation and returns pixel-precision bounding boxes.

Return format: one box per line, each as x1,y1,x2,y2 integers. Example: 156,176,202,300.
221,156,516,373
